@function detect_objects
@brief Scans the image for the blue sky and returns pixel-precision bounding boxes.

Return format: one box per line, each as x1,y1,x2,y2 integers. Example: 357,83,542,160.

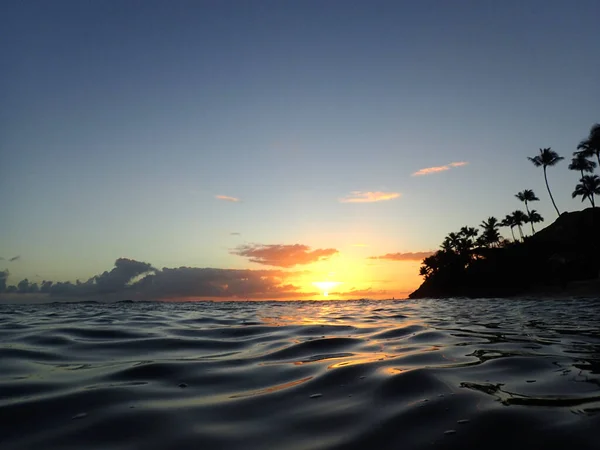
1,0,599,298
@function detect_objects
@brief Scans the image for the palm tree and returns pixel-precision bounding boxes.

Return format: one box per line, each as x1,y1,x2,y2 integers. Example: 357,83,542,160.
572,175,600,208
515,189,539,233
501,214,517,242
459,226,479,252
527,210,544,233
511,210,529,241
441,232,461,253
577,123,600,168
569,153,596,179
479,216,501,248
528,147,564,217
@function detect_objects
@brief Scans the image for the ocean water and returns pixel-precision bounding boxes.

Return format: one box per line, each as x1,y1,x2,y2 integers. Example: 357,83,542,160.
1,298,599,450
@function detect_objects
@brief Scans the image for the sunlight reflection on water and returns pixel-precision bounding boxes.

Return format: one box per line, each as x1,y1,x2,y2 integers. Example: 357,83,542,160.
1,298,599,450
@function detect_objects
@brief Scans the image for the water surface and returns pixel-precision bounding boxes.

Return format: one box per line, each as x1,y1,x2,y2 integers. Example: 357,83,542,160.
1,298,599,449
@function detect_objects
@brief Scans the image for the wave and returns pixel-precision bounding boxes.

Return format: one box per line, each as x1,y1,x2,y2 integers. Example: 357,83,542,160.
1,298,599,449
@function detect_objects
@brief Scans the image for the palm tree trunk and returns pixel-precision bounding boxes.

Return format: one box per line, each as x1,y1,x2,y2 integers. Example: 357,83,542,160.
510,227,516,241
591,194,595,208
544,167,561,217
517,225,524,241
524,201,534,234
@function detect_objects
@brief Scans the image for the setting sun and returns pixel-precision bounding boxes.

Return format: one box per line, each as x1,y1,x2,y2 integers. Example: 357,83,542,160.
312,281,342,297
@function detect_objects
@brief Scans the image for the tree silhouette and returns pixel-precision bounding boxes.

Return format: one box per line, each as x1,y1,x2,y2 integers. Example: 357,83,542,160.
515,189,539,233
528,147,564,217
569,154,596,179
479,217,501,248
577,123,600,168
510,210,529,241
572,175,600,208
527,210,544,233
501,214,517,242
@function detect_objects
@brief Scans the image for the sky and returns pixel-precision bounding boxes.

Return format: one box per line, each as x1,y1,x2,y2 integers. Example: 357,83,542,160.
1,0,599,301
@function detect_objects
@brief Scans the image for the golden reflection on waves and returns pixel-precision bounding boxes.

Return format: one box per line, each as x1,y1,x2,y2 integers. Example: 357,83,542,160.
255,301,432,374
229,376,313,399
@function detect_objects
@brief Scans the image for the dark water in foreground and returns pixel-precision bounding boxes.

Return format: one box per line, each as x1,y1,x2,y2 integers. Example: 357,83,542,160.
1,299,600,450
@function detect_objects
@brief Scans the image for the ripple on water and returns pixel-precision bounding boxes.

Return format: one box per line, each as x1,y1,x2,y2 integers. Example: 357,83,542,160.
0,298,599,450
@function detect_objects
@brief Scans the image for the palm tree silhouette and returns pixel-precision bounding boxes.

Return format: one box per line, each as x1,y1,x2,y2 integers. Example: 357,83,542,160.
479,217,501,247
577,123,600,168
528,147,564,217
501,214,517,242
569,153,597,179
515,189,539,233
527,210,544,233
572,175,600,208
511,210,529,241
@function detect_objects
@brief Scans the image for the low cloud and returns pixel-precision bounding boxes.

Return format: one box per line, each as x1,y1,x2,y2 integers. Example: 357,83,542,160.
339,191,401,203
368,251,434,261
8,256,20,262
230,232,241,236
232,244,338,267
0,259,313,301
215,195,240,202
138,267,311,299
412,161,468,176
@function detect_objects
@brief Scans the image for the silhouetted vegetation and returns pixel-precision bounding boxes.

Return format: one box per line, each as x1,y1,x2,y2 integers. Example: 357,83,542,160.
411,123,600,299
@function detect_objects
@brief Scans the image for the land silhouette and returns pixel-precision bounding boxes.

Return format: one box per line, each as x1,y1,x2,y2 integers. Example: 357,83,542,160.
410,123,600,299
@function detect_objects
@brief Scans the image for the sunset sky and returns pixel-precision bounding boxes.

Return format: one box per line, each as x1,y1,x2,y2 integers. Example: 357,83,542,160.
1,1,599,300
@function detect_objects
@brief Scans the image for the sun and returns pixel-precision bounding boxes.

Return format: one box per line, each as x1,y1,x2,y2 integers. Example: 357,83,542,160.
312,281,341,297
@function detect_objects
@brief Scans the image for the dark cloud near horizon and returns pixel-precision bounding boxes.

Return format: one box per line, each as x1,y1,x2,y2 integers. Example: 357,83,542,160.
137,266,311,299
0,259,312,300
48,258,154,296
0,270,9,292
7,256,20,262
232,244,338,267
368,251,434,261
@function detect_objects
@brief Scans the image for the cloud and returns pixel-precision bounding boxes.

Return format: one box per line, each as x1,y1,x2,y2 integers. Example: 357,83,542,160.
215,195,240,202
412,161,468,176
352,243,369,247
368,251,434,261
135,267,312,300
0,257,4,261
0,258,316,301
339,191,401,203
232,244,338,267
8,256,20,262
230,232,241,236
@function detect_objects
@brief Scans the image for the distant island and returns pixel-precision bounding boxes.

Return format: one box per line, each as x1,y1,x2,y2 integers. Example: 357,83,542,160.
410,123,600,299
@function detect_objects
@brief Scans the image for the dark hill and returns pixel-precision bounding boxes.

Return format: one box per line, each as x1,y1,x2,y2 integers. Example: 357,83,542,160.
409,208,600,299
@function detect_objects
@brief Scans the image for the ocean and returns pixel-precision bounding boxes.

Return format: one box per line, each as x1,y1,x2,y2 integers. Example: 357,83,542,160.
1,298,599,450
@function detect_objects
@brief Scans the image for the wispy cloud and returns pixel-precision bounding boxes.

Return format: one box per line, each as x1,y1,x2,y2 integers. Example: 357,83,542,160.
368,251,434,261
8,256,20,262
352,243,369,247
412,161,468,176
339,191,401,203
215,195,240,202
230,232,241,236
232,244,338,267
